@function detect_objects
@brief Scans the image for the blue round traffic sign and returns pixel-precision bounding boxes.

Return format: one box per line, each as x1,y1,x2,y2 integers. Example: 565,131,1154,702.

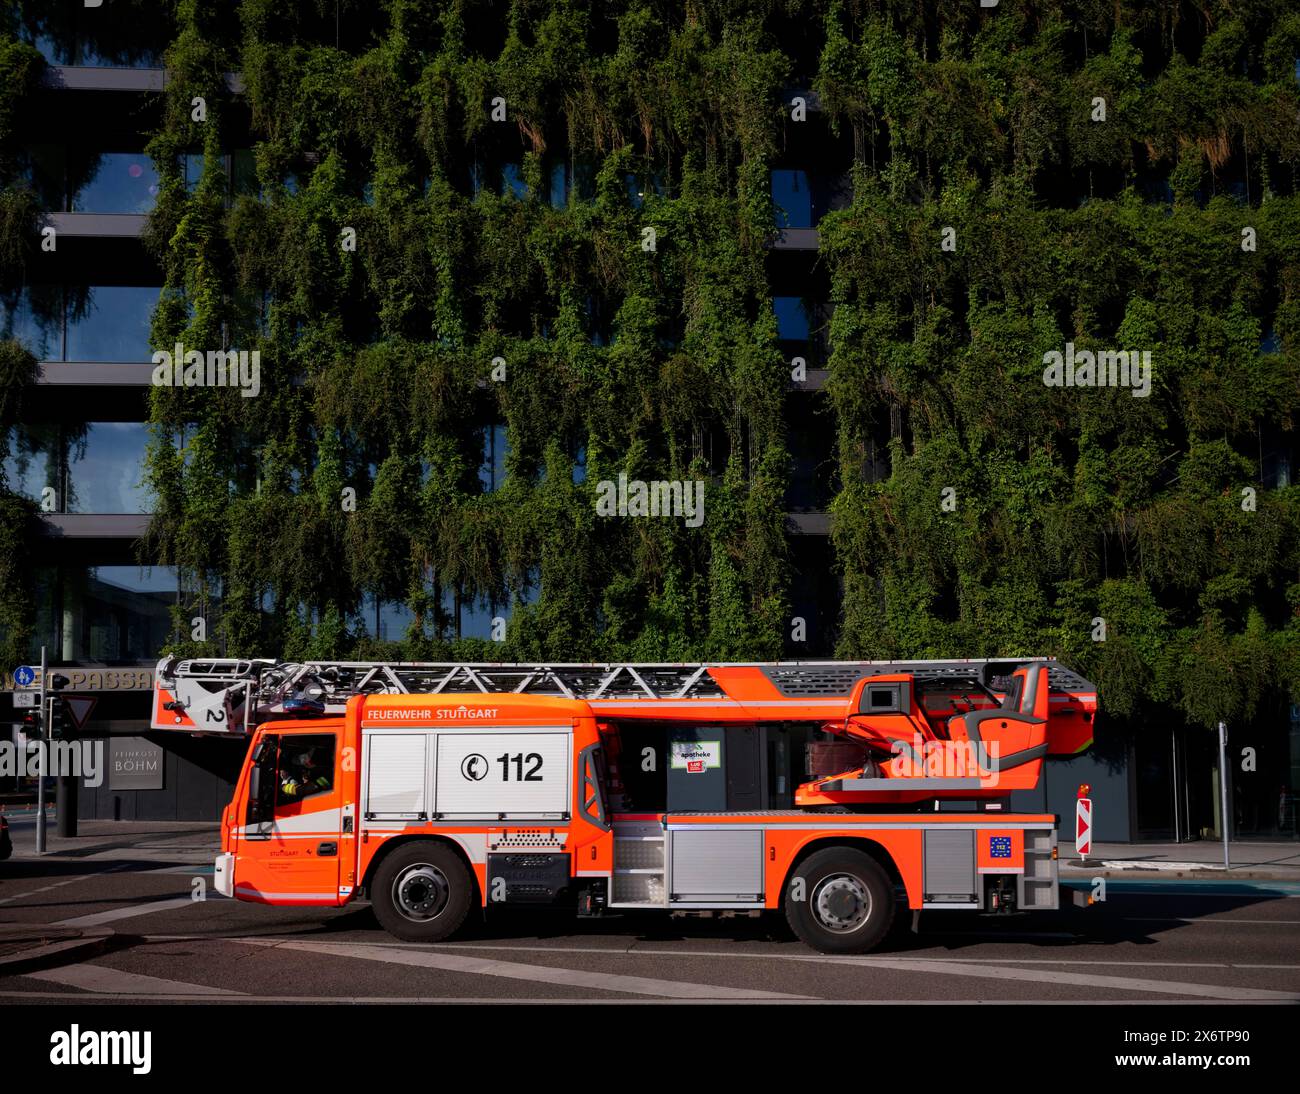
13,665,35,687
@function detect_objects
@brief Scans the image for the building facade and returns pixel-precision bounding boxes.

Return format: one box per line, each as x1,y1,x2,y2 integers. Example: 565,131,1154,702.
3,3,1300,843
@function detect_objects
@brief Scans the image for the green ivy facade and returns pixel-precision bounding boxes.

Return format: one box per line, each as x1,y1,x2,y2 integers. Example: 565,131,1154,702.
2,0,1299,759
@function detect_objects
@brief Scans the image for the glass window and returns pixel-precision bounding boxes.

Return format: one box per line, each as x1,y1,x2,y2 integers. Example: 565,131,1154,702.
378,600,413,641
624,172,663,208
359,596,415,642
19,145,65,211
276,735,336,806
2,424,58,502
459,574,540,640
65,285,159,362
774,297,810,341
17,10,167,69
231,149,259,196
459,593,506,640
772,170,813,229
502,163,528,200
0,286,62,360
549,162,568,208
182,153,205,194
69,153,159,214
478,423,508,491
58,565,178,661
66,422,151,513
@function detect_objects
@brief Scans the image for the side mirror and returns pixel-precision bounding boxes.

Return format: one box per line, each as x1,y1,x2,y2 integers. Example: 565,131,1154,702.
248,767,266,823
245,736,278,826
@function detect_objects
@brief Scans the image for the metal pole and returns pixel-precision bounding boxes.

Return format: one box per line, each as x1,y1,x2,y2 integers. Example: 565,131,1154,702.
1171,726,1180,844
55,723,77,839
1218,721,1230,870
35,646,46,854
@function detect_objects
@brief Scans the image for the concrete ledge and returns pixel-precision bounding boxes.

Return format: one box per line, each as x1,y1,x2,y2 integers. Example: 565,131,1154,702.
35,361,156,385
44,66,165,92
770,227,820,250
43,212,148,238
786,511,831,535
38,514,151,538
790,368,828,391
43,67,245,94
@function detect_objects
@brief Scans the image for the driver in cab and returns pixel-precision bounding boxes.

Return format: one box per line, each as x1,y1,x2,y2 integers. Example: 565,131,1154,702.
279,745,332,800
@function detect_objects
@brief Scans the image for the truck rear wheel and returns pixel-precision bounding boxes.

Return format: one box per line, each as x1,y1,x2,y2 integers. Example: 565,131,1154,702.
784,847,895,954
371,842,473,943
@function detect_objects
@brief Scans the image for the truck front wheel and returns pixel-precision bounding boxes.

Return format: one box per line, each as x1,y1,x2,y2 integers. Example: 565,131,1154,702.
783,847,895,954
371,842,474,943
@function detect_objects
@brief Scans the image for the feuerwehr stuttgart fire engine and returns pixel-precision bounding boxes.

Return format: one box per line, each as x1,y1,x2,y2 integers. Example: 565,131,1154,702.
151,656,1098,953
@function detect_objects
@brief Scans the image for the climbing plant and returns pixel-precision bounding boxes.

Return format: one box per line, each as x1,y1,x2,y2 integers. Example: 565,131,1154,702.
138,0,792,664
815,1,1300,731
0,1,1298,742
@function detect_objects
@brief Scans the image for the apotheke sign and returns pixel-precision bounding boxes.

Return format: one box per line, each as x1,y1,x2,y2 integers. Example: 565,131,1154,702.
670,740,721,774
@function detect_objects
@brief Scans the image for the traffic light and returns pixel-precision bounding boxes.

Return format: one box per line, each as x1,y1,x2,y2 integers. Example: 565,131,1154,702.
19,707,43,741
48,695,73,741
47,674,73,741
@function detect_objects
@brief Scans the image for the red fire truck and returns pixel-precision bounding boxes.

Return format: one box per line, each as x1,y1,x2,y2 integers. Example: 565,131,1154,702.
152,657,1097,953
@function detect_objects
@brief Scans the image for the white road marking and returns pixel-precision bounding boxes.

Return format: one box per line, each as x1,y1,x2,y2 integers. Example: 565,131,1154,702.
233,938,811,1000
1123,917,1300,925
0,989,1290,1005
1106,861,1221,870
24,964,244,996
797,956,1300,1000
1095,891,1300,899
55,896,198,927
431,943,1300,998
0,865,128,906
438,942,1300,970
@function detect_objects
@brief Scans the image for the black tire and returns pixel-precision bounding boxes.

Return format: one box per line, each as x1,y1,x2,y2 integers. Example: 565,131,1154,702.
783,846,896,954
370,841,474,943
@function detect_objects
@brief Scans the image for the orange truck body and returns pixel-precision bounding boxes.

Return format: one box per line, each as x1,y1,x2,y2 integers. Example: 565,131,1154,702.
209,660,1094,950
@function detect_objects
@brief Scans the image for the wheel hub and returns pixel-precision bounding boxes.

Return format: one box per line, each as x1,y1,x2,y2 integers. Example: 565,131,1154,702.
394,864,449,922
813,874,871,932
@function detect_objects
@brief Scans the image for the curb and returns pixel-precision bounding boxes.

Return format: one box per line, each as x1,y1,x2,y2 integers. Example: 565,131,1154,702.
0,928,115,975
1059,867,1299,882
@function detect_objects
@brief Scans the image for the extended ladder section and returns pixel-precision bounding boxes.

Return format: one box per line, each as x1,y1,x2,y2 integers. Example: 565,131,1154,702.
152,654,1097,740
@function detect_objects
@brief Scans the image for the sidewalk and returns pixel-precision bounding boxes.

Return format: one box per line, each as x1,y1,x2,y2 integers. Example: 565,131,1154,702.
2,818,218,862
1059,839,1300,880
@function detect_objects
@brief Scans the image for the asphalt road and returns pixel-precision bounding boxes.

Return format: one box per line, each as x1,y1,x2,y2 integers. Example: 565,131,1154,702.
2,821,1298,1005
